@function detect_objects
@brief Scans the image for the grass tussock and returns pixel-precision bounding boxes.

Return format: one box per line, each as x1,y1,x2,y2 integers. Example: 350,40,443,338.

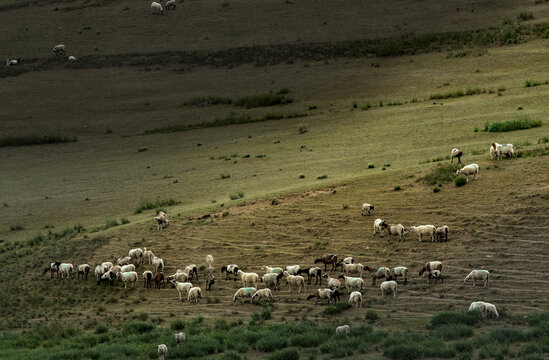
423,164,459,185
525,79,548,87
484,118,542,132
0,134,77,147
429,87,486,100
134,198,179,214
233,94,293,108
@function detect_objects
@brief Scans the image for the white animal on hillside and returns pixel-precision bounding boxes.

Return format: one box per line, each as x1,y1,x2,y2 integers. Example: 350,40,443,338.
117,256,132,266
172,281,193,301
428,270,443,284
53,44,65,55
120,271,138,288
129,248,144,264
409,225,436,242
59,263,74,279
261,265,284,275
335,325,350,337
456,164,479,182
484,302,499,318
233,287,256,303
237,270,259,288
464,270,490,287
67,56,76,61
380,280,397,298
451,148,463,164
285,265,300,275
361,203,374,216
165,0,176,10
419,261,443,276
387,223,405,242
153,211,168,230
77,264,90,280
206,254,214,269
468,301,486,314
251,288,274,302
349,291,362,308
342,263,365,277
322,273,341,290
5,58,20,66
371,267,391,285
283,271,306,293
95,265,106,283
491,142,515,160
168,270,189,283
151,1,164,15
175,332,185,345
101,261,113,270
153,257,164,273
390,266,408,285
187,287,202,303
373,218,388,237
158,344,167,360
260,273,280,290
338,274,364,292
143,248,154,264
307,288,338,305
121,264,135,273
435,226,449,242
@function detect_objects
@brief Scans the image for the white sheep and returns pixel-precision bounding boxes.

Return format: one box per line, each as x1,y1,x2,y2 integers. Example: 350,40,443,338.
59,263,74,279
143,248,154,264
101,261,113,269
151,1,164,15
419,261,443,276
221,264,239,280
153,211,168,230
129,248,144,264
233,287,256,303
336,257,354,272
95,265,106,284
338,274,364,292
285,265,300,275
153,257,164,273
390,266,408,285
370,267,390,285
183,264,199,281
168,270,189,283
77,264,90,280
464,270,490,287
484,302,499,318
172,281,193,301
158,344,167,360
468,301,486,314
491,142,515,160
380,280,397,298
165,0,176,10
143,270,153,289
120,271,138,288
251,288,274,303
349,291,362,308
121,264,135,273
206,254,214,269
373,218,388,237
67,56,76,61
175,332,186,346
237,270,259,288
322,273,341,290
5,58,20,66
451,148,463,164
260,273,281,290
187,287,202,304
435,226,449,242
283,271,306,292
387,223,405,242
361,203,374,216
342,263,365,278
409,225,436,242
117,256,132,266
335,325,350,337
53,44,65,55
307,288,339,305
261,265,284,275
456,163,479,182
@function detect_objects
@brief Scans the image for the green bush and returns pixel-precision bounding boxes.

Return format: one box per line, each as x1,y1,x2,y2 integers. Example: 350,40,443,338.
368,163,375,169
434,324,474,340
268,348,299,360
123,322,155,334
120,217,130,224
0,134,77,148
454,176,467,187
429,311,480,328
134,198,179,214
383,343,422,360
538,136,549,144
317,174,327,179
323,302,351,315
365,310,379,322
233,94,293,108
423,164,459,185
95,324,108,334
218,351,243,360
433,187,440,193
484,118,542,132
394,185,401,191
256,336,287,352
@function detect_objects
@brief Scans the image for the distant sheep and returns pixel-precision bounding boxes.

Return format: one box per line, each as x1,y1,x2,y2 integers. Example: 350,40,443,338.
338,274,364,292
342,263,365,278
165,0,176,10
373,218,388,237
233,287,256,303
206,254,214,269
143,270,153,289
237,270,259,288
390,266,408,285
187,287,202,304
251,288,274,303
154,272,165,289
451,148,463,164
59,263,74,280
361,203,374,216
183,264,199,281
285,265,301,275
44,261,61,279
260,273,281,290
67,56,76,61
143,248,154,264
153,211,168,230
428,270,443,284
53,44,65,55
409,225,436,242
435,226,449,242
5,58,20,66
469,301,498,318
175,332,185,346
221,264,239,280
380,280,397,298
491,142,515,160
261,265,284,275
314,254,337,271
283,271,306,293
121,264,135,273
172,281,193,301
456,164,479,182
370,267,390,286
464,270,490,287
120,271,138,288
117,256,132,266
77,264,90,280
158,344,167,360
205,272,215,291
387,223,405,242
322,273,341,290
168,271,188,283
153,257,164,273
129,248,144,264
307,288,339,305
336,257,354,272
419,261,443,276
349,291,362,308
151,1,164,15
335,325,350,337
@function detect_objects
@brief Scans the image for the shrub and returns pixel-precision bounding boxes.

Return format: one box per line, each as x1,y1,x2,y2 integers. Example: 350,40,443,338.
317,174,327,179
538,136,549,144
365,310,379,322
433,187,440,193
268,348,299,360
9,224,24,231
518,12,534,21
394,185,401,191
120,217,130,224
454,176,467,187
170,320,186,331
233,94,292,108
299,126,308,134
256,336,287,352
368,163,375,169
134,198,179,214
383,343,422,360
123,321,155,334
299,174,305,179
434,324,474,340
0,134,77,148
429,311,480,328
423,164,459,185
95,324,108,334
323,302,351,315
222,211,230,217
105,218,119,228
220,173,231,179
484,118,542,132
137,147,148,152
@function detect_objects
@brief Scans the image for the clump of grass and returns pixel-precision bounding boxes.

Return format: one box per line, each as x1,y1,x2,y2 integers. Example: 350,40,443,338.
423,164,459,185
299,174,305,179
525,79,548,87
317,174,327,179
484,117,542,132
105,218,119,228
299,126,308,134
518,12,534,21
454,176,467,187
229,191,244,200
268,348,299,360
222,211,230,217
429,87,485,100
368,163,375,169
323,302,352,315
394,185,401,191
233,94,292,108
0,134,77,148
137,147,148,152
365,310,379,322
120,217,130,224
134,198,179,214
516,145,549,158
433,187,440,193
9,224,24,231
538,137,549,144
220,173,231,179
183,96,232,106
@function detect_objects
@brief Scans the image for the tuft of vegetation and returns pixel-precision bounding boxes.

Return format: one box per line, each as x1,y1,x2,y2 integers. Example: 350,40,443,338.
454,176,467,187
538,136,549,144
483,117,542,132
134,198,179,214
220,173,231,179
9,224,24,231
394,185,401,191
269,348,300,360
299,126,308,134
429,87,486,100
184,96,232,106
0,134,77,148
137,147,148,152
323,302,351,315
433,186,441,193
316,174,327,179
423,164,459,185
298,174,305,179
229,192,245,200
233,94,293,108
525,79,548,87
518,12,534,21
368,163,375,169
120,217,130,225
365,310,379,322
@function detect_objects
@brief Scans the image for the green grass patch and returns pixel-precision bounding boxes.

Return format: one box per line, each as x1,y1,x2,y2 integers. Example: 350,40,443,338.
429,311,481,328
0,134,77,147
184,95,232,106
484,117,542,132
423,164,459,185
233,94,293,108
323,302,351,315
134,198,179,214
429,87,486,100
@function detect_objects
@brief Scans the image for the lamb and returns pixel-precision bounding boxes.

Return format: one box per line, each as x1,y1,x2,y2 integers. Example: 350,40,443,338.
419,261,443,276
59,263,74,279
143,270,153,289
314,254,338,271
435,226,449,242
129,248,144,265
283,271,306,292
143,248,154,264
172,281,193,301
154,272,165,289
175,332,186,346
77,264,90,280
370,267,391,285
153,257,164,273
5,58,21,66
322,273,341,290
456,164,479,182
206,254,214,269
390,266,408,285
261,265,284,275
165,0,176,10
373,218,389,238
251,288,274,303
428,270,443,284
469,301,486,315
335,325,350,337
120,271,138,288
205,271,215,291
409,225,436,242
187,287,202,304
151,1,164,15
464,270,490,287
336,257,354,272
338,274,364,292
260,273,281,290
185,264,199,281
285,265,301,275
158,344,167,360
233,287,256,303
168,270,188,283
53,44,65,55
361,203,374,216
236,270,259,288
451,148,463,164
307,288,340,305
380,280,397,298
349,291,363,308
342,263,366,278
121,264,135,273
117,256,132,266
221,264,239,280
387,223,405,242
153,211,168,230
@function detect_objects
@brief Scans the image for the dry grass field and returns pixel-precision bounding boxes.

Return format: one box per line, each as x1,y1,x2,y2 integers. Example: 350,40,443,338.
1,0,549,358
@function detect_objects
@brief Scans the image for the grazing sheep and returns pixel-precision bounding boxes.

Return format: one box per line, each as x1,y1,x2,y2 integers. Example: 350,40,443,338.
342,263,366,278
283,271,306,293
59,263,74,280
252,288,274,303
77,264,90,280
101,270,117,286
168,270,189,283
95,265,106,284
305,267,322,285
322,273,342,290
233,287,256,303
44,261,61,279
120,271,138,288
349,291,363,308
172,281,193,301
205,271,215,291
67,56,76,61
151,1,164,15
361,203,374,216
390,266,408,285
5,58,21,66
187,287,202,304
53,44,65,55
158,344,167,360
456,164,479,182
153,257,164,273
491,142,515,160
464,270,490,287
110,265,122,276
165,0,176,10
285,265,301,275
129,248,144,265
419,261,443,276
409,225,436,242
260,273,281,290
261,265,284,275
101,261,113,269
314,254,338,271
117,256,132,266
153,211,168,230
484,302,499,318
380,281,397,298
435,226,449,242
387,223,405,242
154,272,165,289
336,257,354,272
221,264,239,280
183,264,199,281
373,218,389,238
236,270,259,288
451,148,463,164
338,274,364,292
335,325,350,337
370,267,390,286
307,288,340,305
143,248,154,264
175,332,185,346
121,264,135,273
428,270,443,284
206,254,214,269
469,301,486,314
143,270,153,289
